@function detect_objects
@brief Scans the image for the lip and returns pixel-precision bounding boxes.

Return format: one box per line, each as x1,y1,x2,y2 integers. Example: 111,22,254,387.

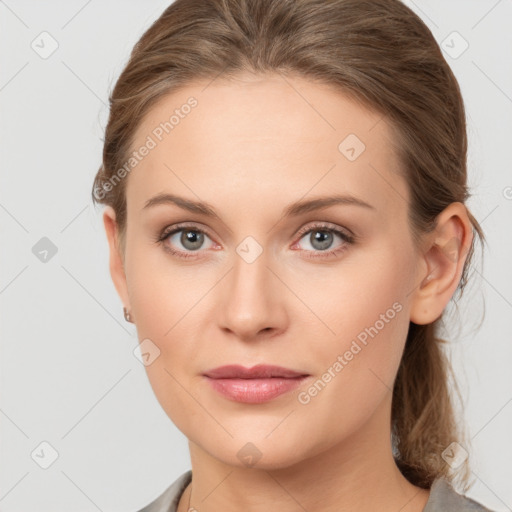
203,364,308,379
202,365,310,404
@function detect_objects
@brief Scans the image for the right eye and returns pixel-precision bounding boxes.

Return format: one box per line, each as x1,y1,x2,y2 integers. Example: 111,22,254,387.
156,224,218,259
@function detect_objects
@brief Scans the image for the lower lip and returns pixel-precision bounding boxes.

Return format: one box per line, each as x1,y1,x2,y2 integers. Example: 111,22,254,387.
204,376,309,403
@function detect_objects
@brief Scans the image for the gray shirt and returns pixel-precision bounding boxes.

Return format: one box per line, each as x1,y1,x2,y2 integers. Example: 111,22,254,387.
137,470,494,512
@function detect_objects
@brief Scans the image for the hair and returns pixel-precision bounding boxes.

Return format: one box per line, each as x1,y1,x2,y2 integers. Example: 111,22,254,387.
92,0,486,491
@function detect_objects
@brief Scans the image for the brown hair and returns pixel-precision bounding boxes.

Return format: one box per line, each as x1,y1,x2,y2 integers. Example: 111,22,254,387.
92,0,485,491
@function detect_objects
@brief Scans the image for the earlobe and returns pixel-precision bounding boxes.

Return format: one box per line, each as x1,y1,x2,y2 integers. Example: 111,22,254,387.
409,202,473,325
102,206,131,314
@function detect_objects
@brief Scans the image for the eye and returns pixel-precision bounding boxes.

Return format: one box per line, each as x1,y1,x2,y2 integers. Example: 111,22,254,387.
156,223,217,259
293,222,355,259
155,221,355,261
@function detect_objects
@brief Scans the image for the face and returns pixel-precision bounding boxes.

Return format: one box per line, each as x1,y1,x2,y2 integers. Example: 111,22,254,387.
108,72,427,469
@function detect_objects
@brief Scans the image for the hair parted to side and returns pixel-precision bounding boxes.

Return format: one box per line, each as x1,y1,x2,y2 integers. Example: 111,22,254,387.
92,0,486,491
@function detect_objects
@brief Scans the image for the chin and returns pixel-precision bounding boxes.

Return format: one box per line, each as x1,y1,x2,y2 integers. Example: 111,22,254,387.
202,435,313,471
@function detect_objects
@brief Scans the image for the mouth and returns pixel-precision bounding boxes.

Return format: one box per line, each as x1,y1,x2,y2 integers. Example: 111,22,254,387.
202,364,311,404
203,364,309,379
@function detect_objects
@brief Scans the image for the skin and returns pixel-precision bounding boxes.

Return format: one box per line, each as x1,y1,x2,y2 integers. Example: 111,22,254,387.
103,71,473,512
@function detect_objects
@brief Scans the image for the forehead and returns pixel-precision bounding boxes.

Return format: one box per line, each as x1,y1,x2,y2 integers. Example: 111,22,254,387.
127,72,408,217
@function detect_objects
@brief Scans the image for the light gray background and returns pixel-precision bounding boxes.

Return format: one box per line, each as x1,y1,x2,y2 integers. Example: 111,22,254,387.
0,1,511,511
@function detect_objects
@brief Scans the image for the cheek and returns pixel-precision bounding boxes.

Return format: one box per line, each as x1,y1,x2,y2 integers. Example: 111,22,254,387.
296,244,412,341
125,238,205,336
290,271,410,454
124,243,213,426
300,246,413,404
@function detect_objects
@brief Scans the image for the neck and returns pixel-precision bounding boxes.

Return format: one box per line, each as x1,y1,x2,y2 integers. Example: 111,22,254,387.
178,394,430,512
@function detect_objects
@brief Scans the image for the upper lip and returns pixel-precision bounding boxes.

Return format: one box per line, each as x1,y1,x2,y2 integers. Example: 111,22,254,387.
203,364,309,379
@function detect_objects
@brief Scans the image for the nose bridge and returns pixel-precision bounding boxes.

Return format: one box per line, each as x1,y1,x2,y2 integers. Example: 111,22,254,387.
232,236,269,297
231,235,272,309
217,233,285,338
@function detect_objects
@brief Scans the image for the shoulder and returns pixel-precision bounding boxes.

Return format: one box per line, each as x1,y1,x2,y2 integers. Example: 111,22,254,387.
136,469,192,512
135,471,497,512
423,478,495,512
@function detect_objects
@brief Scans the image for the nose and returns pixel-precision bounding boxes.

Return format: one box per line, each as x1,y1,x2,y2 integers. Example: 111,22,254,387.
216,246,288,342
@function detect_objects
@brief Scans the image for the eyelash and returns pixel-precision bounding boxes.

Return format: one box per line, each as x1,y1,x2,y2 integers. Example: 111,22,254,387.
154,222,355,260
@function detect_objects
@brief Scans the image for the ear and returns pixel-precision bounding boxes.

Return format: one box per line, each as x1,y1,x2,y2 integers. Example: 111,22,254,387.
409,202,474,325
103,206,131,313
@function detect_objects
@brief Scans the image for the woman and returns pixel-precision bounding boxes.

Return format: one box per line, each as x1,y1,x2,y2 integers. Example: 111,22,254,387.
91,0,493,510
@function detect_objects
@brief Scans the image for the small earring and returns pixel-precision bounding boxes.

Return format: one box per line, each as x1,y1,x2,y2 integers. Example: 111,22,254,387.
422,273,434,288
123,307,133,323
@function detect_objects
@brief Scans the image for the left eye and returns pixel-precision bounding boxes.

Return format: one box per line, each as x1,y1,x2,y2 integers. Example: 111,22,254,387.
295,227,351,252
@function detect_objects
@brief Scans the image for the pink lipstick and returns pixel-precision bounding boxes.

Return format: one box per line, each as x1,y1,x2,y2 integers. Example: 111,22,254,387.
202,364,310,404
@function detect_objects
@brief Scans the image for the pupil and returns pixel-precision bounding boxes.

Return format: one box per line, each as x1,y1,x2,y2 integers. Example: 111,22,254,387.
182,230,204,250
312,230,332,250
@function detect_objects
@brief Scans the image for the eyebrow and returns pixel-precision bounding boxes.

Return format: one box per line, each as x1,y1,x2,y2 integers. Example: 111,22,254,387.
142,193,375,217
